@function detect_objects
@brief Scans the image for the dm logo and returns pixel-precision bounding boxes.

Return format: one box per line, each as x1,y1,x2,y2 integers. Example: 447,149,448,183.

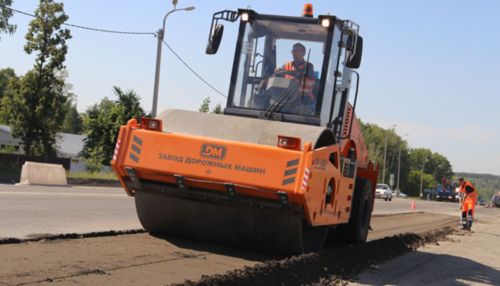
200,143,227,160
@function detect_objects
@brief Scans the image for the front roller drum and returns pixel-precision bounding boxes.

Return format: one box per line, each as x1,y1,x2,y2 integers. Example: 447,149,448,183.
135,189,328,255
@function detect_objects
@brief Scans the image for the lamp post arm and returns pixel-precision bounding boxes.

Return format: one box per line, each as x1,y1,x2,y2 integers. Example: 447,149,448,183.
162,9,178,32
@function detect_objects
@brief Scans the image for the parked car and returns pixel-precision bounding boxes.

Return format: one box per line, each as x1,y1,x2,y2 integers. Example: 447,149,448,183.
423,188,436,200
376,184,393,201
392,191,408,198
493,193,500,208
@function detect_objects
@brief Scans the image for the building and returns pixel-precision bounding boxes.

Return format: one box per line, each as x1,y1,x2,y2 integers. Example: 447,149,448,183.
0,125,21,152
0,124,86,171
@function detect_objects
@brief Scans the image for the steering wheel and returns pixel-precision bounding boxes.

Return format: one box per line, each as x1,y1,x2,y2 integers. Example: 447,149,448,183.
274,69,298,78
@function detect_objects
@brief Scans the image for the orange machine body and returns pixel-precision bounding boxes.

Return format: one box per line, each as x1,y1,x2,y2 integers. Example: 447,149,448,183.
112,118,377,227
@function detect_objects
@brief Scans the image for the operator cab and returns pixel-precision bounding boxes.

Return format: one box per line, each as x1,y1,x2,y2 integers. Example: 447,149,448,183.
206,8,362,137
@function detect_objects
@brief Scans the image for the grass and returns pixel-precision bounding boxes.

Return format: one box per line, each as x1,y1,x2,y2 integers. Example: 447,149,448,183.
66,171,119,181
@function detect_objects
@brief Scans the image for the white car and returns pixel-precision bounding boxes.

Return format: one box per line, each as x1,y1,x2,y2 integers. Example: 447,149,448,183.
392,190,408,198
376,184,393,201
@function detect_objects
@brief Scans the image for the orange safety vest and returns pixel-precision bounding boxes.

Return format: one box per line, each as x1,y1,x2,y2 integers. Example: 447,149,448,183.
283,61,315,99
460,180,477,212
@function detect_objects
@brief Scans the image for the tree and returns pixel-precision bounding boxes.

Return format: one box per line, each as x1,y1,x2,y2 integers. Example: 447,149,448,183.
0,0,71,156
199,97,210,113
360,121,411,190
81,87,145,171
0,0,16,40
0,68,16,100
409,148,453,182
112,86,144,123
212,103,222,114
406,170,435,197
81,99,114,172
61,103,83,134
0,68,17,123
199,97,223,114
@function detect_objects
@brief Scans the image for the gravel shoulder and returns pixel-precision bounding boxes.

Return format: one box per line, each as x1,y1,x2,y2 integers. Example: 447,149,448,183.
351,208,500,286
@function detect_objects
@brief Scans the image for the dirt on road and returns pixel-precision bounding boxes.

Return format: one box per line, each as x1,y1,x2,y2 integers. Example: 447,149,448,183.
0,212,456,286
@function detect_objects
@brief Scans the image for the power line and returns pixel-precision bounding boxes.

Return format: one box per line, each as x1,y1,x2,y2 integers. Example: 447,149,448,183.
162,40,227,99
63,22,155,36
3,4,228,99
4,5,155,35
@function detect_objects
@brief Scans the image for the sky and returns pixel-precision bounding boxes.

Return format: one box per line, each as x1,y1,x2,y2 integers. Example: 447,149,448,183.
1,0,499,175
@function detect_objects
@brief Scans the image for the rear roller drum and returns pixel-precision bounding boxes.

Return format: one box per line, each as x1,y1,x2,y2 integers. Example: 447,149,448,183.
135,188,328,255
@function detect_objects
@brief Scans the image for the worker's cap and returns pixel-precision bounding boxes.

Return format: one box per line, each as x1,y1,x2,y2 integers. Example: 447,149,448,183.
458,177,464,181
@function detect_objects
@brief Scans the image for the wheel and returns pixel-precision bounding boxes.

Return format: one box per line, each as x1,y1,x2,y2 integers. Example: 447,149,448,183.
384,197,388,201
389,197,392,202
326,178,373,244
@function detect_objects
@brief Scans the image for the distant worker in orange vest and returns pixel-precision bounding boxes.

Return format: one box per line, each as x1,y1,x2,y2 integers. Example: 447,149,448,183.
272,42,317,114
458,177,477,230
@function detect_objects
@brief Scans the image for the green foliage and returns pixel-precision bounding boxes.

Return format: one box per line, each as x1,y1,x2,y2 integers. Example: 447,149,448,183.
199,97,223,114
0,68,17,124
1,71,65,155
0,144,16,154
0,0,16,40
0,68,16,101
360,122,410,190
81,87,145,168
406,170,435,197
212,103,223,114
112,86,144,123
409,148,453,181
83,145,105,173
67,170,118,181
0,0,71,156
475,188,496,203
360,121,454,195
61,103,83,134
24,0,71,70
199,97,211,113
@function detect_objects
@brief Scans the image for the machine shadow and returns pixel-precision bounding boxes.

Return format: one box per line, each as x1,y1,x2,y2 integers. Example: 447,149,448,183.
150,233,277,262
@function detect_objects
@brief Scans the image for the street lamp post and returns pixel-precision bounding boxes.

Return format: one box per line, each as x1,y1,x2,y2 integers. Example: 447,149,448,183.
382,134,387,184
151,1,195,118
419,159,427,198
396,143,401,197
382,124,396,184
433,164,443,180
396,133,409,197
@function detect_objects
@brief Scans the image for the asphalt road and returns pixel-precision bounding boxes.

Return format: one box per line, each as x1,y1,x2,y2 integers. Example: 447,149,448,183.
0,184,465,239
0,184,140,239
373,196,462,217
0,184,478,286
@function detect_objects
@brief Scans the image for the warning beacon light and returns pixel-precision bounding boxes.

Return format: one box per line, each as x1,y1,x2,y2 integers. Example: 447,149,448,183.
303,3,313,17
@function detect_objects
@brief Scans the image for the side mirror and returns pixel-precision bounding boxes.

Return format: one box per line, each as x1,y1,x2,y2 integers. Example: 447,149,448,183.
346,35,363,69
206,24,224,55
